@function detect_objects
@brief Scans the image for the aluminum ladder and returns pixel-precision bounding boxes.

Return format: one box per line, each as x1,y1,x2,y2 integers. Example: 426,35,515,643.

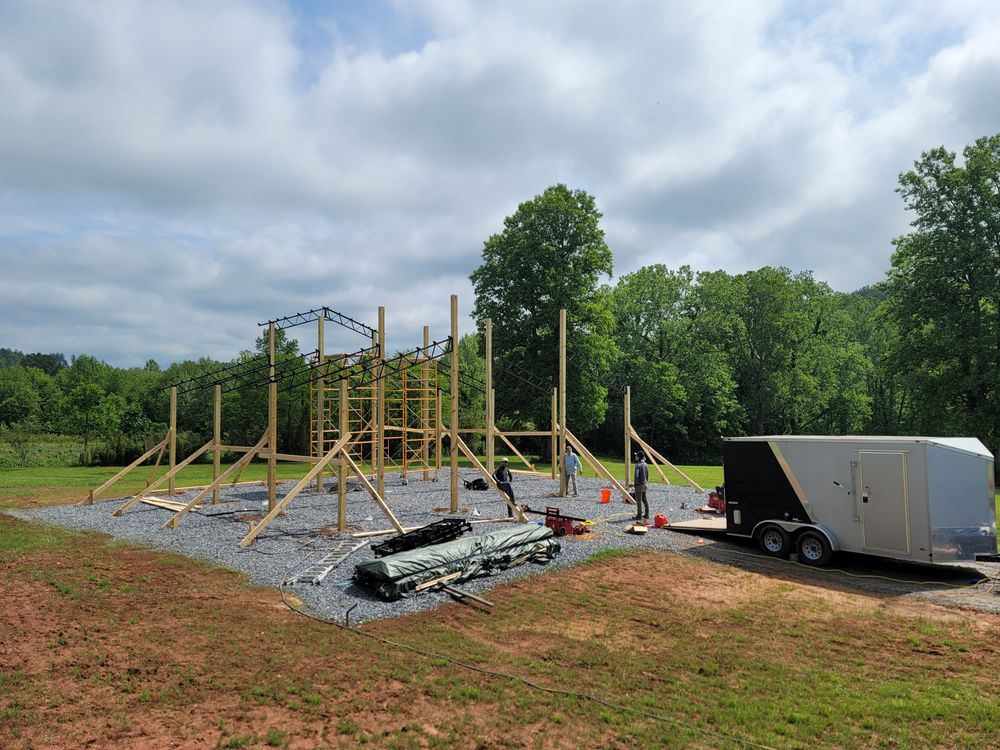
287,540,369,585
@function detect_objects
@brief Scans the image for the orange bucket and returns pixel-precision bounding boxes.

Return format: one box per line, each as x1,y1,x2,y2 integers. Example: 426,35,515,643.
600,489,611,504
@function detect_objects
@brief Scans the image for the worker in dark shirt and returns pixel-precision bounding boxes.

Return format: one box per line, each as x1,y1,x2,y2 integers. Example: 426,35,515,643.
493,458,515,518
632,452,649,521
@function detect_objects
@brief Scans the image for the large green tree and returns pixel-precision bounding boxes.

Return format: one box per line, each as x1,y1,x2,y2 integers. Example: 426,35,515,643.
693,267,869,436
470,184,616,435
609,264,740,462
882,133,1000,451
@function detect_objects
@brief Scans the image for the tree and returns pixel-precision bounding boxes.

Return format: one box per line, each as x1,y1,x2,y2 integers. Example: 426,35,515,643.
470,184,616,434
0,348,24,368
693,267,868,436
882,133,1000,452
22,352,67,376
609,264,741,462
62,383,104,463
0,366,41,425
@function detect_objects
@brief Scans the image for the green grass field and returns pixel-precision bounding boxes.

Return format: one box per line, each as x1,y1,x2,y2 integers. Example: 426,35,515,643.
0,454,723,508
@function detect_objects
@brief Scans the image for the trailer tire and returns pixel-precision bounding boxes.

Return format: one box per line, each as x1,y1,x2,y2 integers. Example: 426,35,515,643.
758,525,790,557
797,530,832,566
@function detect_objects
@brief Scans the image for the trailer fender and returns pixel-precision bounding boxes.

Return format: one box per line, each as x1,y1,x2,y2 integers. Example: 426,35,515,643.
750,520,840,551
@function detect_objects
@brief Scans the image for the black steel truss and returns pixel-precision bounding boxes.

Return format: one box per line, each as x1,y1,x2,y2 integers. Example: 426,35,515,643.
259,306,376,339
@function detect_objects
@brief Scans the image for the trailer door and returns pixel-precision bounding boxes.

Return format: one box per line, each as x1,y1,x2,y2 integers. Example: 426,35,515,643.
859,451,910,554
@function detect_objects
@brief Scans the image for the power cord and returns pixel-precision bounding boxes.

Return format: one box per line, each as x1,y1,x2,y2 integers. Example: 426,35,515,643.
278,582,779,750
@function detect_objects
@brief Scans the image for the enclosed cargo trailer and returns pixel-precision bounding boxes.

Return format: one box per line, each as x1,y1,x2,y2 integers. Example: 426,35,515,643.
689,436,996,566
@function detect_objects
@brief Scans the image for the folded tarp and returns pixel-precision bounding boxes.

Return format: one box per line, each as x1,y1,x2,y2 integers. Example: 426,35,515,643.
354,523,560,600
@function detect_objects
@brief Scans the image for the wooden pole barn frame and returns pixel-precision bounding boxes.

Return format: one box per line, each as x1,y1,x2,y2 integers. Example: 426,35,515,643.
81,300,707,547
83,299,527,544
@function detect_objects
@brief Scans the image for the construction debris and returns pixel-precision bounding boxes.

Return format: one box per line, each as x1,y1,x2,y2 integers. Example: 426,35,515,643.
354,524,560,600
371,517,472,557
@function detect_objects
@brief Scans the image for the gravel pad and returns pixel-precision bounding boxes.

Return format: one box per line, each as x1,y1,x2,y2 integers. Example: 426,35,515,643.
12,470,998,619
8,471,711,623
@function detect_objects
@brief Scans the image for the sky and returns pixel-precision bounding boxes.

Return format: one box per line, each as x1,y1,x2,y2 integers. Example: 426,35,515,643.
1,0,999,367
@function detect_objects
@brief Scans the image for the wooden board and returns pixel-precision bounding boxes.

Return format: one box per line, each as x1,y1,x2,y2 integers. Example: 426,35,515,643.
140,497,199,512
667,517,727,531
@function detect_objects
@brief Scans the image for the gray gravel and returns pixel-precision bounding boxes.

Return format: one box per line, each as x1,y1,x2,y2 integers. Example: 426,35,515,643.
8,469,999,620
6,470,709,623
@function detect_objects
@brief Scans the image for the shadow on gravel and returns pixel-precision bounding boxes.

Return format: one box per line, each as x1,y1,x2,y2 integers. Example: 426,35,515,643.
674,530,996,608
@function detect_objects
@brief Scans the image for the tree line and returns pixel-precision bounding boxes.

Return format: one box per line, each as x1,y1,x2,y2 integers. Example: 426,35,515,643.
2,133,997,468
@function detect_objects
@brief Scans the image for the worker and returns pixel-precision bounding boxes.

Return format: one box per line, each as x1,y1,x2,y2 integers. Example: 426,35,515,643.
563,446,582,496
493,458,515,518
632,452,649,521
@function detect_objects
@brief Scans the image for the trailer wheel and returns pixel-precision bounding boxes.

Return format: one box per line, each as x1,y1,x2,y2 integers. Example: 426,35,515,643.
758,525,790,557
797,530,832,566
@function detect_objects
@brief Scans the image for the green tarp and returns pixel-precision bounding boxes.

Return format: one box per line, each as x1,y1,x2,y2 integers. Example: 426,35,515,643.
354,523,560,600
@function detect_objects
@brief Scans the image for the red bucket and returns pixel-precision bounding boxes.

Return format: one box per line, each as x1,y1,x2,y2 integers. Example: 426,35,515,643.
599,488,611,504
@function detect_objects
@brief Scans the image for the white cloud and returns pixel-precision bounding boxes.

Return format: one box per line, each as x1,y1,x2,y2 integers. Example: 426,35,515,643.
0,0,998,364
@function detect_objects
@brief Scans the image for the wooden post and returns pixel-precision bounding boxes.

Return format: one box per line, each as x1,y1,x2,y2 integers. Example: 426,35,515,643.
377,306,385,498
169,386,177,496
436,387,443,474
213,385,221,504
449,295,460,512
550,388,558,480
268,321,277,511
316,315,325,493
485,318,494,473
422,325,430,481
624,385,632,486
338,379,348,531
558,309,567,497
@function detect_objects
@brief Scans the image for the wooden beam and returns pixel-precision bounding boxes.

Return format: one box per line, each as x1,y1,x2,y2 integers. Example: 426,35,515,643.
139,497,197,512
415,571,461,591
550,388,557,480
492,430,552,437
564,427,634,504
496,431,535,471
113,439,214,516
629,428,703,492
316,315,325,494
163,430,268,529
454,434,527,522
624,385,632,486
341,449,405,533
239,434,353,548
213,385,222,504
422,325,430,481
144,439,167,489
337,379,348,531
81,434,169,505
168,387,177,496
268,321,277,511
558,309,567,496
376,306,385,498
449,294,459,513
485,318,494,473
